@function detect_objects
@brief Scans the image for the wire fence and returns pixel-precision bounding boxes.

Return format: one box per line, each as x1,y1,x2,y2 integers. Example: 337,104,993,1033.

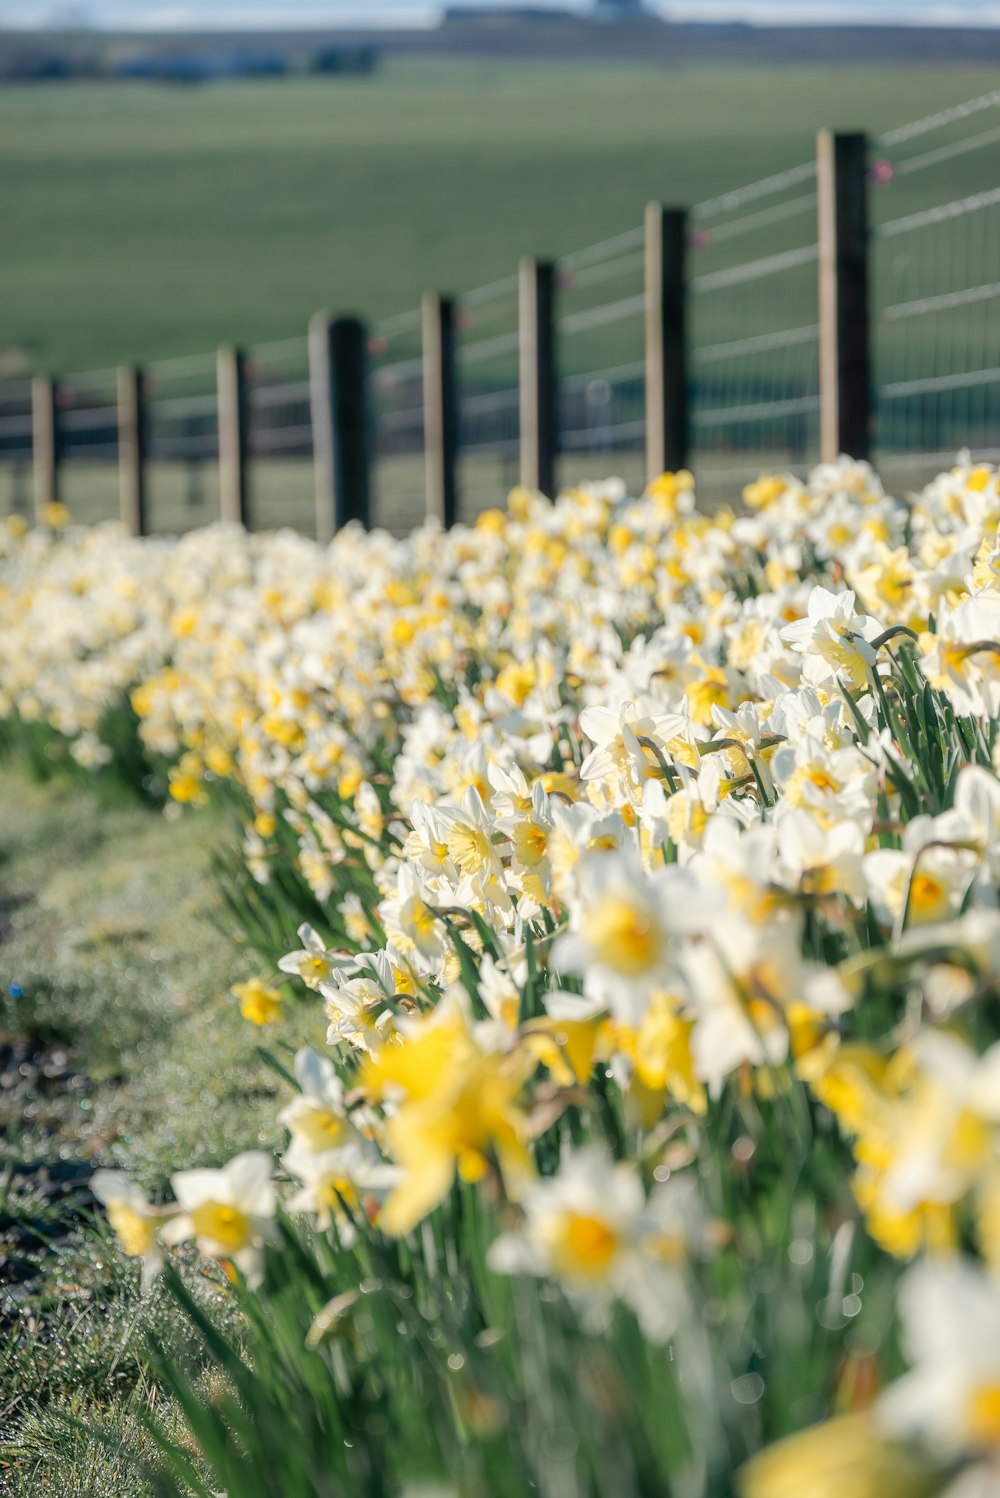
455,277,521,520
2,87,999,534
689,168,820,502
557,232,646,495
871,89,1000,488
246,336,313,533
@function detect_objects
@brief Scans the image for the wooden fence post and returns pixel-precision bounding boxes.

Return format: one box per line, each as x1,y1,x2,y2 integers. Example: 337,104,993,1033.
519,258,557,498
117,365,147,536
217,344,250,527
422,292,459,528
817,129,871,463
309,313,372,543
645,202,689,480
31,375,58,521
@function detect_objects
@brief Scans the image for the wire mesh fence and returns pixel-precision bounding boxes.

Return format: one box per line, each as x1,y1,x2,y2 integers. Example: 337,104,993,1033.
3,88,1000,534
56,367,120,526
455,277,521,522
557,231,646,494
245,335,315,535
871,89,1000,490
688,165,820,504
142,354,220,535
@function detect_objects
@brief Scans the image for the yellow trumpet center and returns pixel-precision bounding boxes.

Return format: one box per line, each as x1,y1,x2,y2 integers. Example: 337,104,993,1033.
191,1201,250,1254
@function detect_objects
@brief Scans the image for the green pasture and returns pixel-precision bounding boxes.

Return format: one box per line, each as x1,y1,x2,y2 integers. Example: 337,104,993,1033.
1,59,996,378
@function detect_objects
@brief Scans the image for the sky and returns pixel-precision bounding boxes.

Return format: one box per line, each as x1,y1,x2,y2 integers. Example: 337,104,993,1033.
2,0,999,26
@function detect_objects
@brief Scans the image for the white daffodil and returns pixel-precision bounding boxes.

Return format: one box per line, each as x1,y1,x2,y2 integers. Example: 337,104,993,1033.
780,585,884,692
922,594,1000,719
322,950,401,1052
277,1047,359,1156
91,1169,164,1292
878,1256,1000,1459
402,801,460,890
690,817,782,923
938,765,1000,882
894,908,1000,1017
488,1144,702,1343
681,914,850,1097
771,732,876,829
278,924,356,990
871,1031,1000,1225
436,787,510,907
498,780,554,911
864,818,975,932
579,700,689,803
283,1137,398,1243
553,849,711,1027
162,1152,277,1289
547,801,628,904
378,863,450,974
776,806,867,905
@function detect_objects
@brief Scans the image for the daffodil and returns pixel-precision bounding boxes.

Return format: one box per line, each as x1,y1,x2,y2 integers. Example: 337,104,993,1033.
232,976,285,1026
278,924,356,990
554,850,712,1027
739,1414,934,1498
277,1048,359,1155
162,1152,277,1288
878,1256,1000,1461
362,992,532,1236
91,1170,165,1291
488,1144,702,1342
781,586,884,692
283,1137,398,1242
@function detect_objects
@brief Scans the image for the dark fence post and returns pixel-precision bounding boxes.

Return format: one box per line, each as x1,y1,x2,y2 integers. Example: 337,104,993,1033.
217,344,250,527
518,258,557,498
309,312,371,543
422,292,459,528
645,202,689,480
117,364,147,536
817,129,871,463
31,375,58,520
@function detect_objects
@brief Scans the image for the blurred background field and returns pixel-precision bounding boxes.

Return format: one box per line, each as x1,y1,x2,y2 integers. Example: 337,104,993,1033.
1,59,995,375
3,56,1000,533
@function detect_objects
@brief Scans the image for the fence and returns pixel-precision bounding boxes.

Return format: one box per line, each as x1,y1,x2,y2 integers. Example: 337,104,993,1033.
2,87,999,536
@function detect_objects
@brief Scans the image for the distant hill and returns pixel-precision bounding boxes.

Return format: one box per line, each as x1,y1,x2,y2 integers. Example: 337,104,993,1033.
1,16,999,77
414,15,1000,64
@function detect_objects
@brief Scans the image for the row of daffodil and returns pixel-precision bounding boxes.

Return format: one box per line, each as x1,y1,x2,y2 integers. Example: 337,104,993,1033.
7,455,1000,1494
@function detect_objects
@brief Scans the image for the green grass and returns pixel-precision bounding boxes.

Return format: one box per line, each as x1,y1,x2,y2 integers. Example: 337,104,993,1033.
0,762,314,1184
1,58,997,376
0,763,316,1496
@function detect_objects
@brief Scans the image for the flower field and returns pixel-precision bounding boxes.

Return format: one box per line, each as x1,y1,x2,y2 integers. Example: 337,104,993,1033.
5,455,1000,1496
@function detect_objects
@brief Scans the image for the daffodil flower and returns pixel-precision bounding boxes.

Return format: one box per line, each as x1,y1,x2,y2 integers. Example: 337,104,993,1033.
91,1169,165,1292
488,1145,703,1343
161,1153,277,1289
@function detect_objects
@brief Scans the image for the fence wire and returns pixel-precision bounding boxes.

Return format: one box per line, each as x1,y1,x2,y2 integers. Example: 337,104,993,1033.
455,282,520,523
872,89,1000,484
244,335,315,534
688,172,820,501
556,245,646,493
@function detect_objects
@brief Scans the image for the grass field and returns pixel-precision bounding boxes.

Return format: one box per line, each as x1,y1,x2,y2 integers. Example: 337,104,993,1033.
0,764,310,1496
2,58,998,377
